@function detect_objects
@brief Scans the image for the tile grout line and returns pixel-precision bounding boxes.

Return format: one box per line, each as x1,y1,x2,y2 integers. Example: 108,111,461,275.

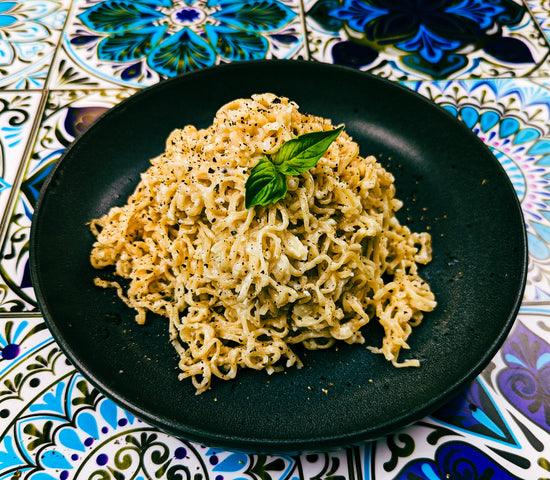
521,299,550,307
0,0,77,238
43,0,78,91
0,311,43,319
0,89,49,242
523,0,550,50
0,89,50,311
297,0,311,60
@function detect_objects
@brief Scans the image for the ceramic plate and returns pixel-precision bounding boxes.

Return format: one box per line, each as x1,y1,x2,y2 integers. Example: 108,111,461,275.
30,60,527,453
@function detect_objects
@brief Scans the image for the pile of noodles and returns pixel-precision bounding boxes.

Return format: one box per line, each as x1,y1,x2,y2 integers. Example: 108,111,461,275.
89,94,436,394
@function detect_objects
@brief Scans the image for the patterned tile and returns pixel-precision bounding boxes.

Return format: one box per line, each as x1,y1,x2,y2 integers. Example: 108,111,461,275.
0,92,42,221
0,92,42,312
0,88,133,311
48,0,307,89
0,308,352,478
373,304,550,479
0,337,352,480
406,78,550,301
527,0,550,41
0,0,70,90
2,307,549,479
0,1,549,479
305,0,550,81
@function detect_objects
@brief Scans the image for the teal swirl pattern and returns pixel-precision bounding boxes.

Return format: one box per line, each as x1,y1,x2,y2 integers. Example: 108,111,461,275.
65,0,300,85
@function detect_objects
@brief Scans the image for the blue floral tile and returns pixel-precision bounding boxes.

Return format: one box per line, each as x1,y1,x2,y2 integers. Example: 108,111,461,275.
3,308,549,480
496,318,550,434
0,0,549,478
0,0,70,89
486,306,550,451
368,307,550,480
49,0,306,89
405,78,550,301
0,313,354,480
0,89,133,311
305,0,550,80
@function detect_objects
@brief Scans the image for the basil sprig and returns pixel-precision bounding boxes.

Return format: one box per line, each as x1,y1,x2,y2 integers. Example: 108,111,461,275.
245,125,344,208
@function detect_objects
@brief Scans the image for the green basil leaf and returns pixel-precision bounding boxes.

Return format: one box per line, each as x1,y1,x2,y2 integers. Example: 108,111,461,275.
244,125,345,209
272,125,344,176
245,157,287,208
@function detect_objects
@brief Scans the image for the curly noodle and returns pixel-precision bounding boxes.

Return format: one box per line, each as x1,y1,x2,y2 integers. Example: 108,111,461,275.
89,94,436,394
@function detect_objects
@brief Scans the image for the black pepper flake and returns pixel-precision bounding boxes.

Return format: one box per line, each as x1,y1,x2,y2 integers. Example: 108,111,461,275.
272,97,281,104
208,167,214,173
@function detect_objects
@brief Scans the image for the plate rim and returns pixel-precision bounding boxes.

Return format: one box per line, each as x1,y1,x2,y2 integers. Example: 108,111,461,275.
30,59,528,453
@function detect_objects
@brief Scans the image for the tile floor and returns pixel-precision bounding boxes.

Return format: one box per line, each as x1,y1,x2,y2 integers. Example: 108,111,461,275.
1,1,550,479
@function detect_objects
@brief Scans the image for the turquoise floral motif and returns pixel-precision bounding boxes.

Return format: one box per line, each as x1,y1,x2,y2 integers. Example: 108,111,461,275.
0,320,47,363
72,0,298,79
409,79,550,283
0,359,352,480
0,368,210,480
0,0,66,88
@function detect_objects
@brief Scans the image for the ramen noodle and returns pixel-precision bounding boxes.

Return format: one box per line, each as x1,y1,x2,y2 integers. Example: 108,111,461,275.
89,94,436,394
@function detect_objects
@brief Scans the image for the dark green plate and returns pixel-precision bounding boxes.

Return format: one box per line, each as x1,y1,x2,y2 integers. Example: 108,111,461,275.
30,60,527,453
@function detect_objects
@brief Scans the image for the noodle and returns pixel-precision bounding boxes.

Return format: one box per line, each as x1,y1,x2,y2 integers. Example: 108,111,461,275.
89,94,436,394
